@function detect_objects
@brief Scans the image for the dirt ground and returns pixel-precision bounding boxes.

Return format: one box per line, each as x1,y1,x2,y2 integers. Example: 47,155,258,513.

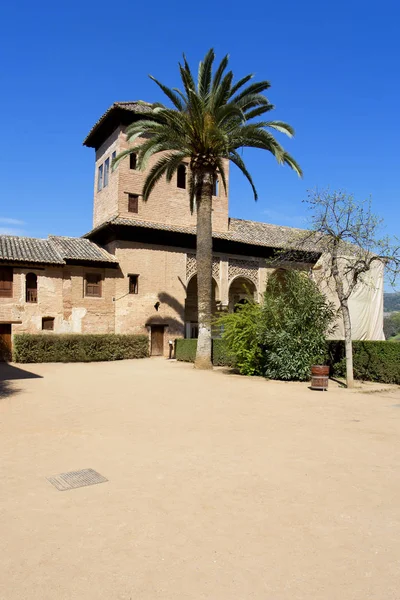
1,358,400,600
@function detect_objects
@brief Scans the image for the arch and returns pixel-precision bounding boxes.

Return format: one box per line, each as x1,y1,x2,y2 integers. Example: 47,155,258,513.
177,164,187,189
228,276,257,312
184,275,220,338
26,272,37,303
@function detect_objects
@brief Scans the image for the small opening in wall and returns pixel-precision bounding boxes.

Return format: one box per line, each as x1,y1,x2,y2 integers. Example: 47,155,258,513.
129,274,139,294
42,317,54,331
130,153,137,170
177,164,186,189
212,175,219,196
26,273,37,303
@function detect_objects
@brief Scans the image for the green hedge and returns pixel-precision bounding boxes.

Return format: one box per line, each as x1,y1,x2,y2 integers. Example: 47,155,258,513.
175,338,197,362
175,338,235,367
328,340,400,385
14,334,149,363
176,338,400,384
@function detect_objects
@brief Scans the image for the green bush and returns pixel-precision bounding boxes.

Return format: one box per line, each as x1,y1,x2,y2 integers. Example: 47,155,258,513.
13,334,149,363
327,340,400,384
212,338,236,367
175,338,400,385
214,270,336,380
214,302,263,375
175,338,197,362
175,338,235,367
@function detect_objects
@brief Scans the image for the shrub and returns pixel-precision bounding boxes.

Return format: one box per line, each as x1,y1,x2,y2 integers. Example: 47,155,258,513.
212,338,236,367
214,270,336,380
175,338,400,385
215,302,263,375
327,340,400,384
175,338,235,367
13,334,149,363
175,338,197,362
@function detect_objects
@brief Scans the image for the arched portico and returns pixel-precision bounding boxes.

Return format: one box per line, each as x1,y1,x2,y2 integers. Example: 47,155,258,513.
228,276,257,312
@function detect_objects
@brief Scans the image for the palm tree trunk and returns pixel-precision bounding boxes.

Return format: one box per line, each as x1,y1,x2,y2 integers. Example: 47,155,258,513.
194,171,213,370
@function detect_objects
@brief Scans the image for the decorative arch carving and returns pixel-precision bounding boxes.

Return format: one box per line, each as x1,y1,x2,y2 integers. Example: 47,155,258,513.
228,258,259,287
186,253,220,282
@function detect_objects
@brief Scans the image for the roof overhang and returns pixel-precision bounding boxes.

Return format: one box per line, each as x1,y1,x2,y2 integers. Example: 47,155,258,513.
85,221,321,264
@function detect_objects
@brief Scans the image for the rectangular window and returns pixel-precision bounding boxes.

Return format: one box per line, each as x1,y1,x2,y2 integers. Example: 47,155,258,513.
0,267,13,298
129,274,139,294
129,153,137,170
103,158,110,187
128,194,139,213
97,164,103,191
111,151,116,171
42,317,54,331
85,273,102,297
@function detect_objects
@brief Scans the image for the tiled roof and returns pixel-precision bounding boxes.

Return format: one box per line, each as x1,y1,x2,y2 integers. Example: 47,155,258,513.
0,235,118,266
49,236,118,263
92,216,320,253
0,236,64,265
83,101,152,146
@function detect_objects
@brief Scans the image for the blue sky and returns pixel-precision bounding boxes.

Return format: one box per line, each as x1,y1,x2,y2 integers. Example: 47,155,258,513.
0,1,398,252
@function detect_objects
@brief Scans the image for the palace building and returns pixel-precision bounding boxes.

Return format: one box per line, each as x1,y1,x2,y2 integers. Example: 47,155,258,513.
0,102,384,359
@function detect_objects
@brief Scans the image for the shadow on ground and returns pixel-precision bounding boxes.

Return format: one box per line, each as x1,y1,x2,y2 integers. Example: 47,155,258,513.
0,363,42,399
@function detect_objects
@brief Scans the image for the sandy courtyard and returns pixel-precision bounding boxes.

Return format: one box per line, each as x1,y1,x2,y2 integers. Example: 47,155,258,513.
1,358,400,599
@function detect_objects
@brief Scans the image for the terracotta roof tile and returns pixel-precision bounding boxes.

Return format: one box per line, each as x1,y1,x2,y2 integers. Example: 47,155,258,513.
0,235,118,266
83,101,152,146
49,236,118,263
0,236,64,265
102,216,319,252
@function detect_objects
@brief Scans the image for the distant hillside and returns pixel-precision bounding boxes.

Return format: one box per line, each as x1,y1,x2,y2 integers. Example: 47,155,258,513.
384,292,400,313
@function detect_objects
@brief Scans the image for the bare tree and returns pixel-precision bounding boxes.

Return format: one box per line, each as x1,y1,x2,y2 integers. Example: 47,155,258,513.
302,189,400,387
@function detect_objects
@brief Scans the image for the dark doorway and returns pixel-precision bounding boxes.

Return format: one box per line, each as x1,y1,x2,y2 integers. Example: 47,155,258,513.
0,324,12,362
151,325,165,356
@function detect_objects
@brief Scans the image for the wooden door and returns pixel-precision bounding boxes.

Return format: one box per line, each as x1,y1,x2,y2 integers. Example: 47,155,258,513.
151,326,164,356
0,324,12,362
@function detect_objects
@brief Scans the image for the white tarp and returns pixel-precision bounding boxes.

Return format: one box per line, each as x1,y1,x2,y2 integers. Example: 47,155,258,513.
313,255,385,341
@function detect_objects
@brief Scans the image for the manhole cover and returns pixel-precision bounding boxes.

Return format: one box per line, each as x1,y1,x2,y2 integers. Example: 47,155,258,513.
47,468,108,491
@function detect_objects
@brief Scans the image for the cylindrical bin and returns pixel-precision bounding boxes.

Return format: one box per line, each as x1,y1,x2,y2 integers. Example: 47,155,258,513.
310,365,329,391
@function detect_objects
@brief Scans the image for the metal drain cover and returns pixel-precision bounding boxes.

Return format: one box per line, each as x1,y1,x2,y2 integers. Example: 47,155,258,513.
47,468,108,491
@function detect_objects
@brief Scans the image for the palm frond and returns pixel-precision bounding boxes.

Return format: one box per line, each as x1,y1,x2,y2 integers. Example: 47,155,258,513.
211,54,229,92
142,154,182,201
282,152,303,177
229,74,254,98
229,150,258,200
149,76,184,110
198,48,214,98
265,121,295,138
232,80,271,103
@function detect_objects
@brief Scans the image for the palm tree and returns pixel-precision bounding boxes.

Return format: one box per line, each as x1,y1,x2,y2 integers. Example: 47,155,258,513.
113,49,302,369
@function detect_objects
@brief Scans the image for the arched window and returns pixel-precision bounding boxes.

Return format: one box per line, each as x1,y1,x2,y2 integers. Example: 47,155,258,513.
26,273,37,303
212,175,219,197
177,164,186,189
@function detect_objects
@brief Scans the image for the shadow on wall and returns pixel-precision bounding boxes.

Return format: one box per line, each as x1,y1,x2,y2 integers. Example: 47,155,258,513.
0,363,42,399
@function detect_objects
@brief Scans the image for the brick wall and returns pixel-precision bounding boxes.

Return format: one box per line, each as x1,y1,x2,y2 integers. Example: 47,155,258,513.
108,240,187,355
3,265,116,337
92,129,230,232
